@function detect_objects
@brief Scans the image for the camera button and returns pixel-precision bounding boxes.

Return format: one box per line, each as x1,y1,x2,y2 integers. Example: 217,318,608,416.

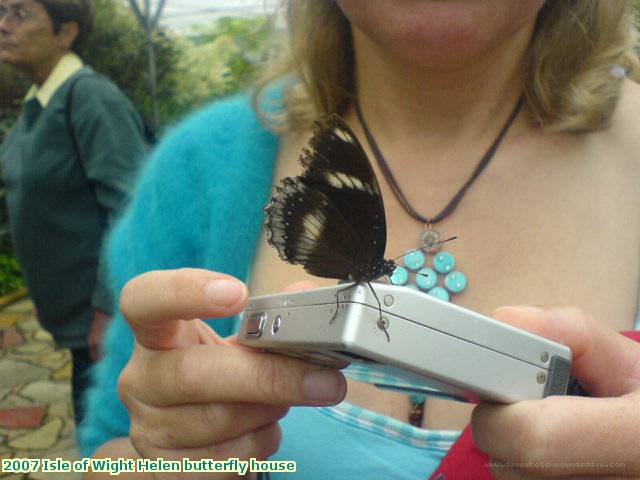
246,312,267,338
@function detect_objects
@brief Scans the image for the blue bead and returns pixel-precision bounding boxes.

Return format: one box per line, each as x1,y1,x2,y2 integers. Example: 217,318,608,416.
406,284,420,291
428,286,450,302
433,251,455,274
444,270,467,293
403,250,425,270
415,267,437,290
390,265,409,285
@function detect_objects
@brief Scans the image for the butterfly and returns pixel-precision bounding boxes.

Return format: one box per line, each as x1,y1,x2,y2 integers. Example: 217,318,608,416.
263,113,397,339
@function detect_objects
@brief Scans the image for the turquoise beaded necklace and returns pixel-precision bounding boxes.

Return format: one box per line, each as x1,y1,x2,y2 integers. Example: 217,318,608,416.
355,97,524,426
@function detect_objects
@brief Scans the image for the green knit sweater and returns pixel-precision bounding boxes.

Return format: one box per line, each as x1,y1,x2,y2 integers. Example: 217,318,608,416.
0,67,147,348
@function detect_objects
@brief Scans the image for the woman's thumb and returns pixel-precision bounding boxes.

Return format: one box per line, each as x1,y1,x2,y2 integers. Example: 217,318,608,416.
493,306,640,397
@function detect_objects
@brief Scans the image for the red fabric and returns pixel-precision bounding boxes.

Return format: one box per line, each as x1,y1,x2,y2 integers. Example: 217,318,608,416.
428,425,492,480
428,330,640,480
623,330,640,342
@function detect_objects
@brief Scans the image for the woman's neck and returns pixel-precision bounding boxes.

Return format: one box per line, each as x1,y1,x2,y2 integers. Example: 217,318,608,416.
350,22,533,150
28,51,65,87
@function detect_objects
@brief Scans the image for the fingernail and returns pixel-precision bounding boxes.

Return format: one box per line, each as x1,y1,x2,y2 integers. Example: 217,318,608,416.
495,305,544,314
206,279,245,307
303,369,346,403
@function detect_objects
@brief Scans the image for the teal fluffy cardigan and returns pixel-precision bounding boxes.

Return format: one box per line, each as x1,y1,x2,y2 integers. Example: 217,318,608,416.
79,93,279,453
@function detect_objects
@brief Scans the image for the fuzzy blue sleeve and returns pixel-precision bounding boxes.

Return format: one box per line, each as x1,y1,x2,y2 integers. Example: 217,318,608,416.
77,93,279,456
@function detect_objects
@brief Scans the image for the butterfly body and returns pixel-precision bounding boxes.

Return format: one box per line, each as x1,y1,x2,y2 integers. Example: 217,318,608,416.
348,259,397,284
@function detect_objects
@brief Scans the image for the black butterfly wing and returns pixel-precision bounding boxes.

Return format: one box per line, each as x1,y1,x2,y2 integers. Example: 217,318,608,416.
264,176,368,279
298,114,388,270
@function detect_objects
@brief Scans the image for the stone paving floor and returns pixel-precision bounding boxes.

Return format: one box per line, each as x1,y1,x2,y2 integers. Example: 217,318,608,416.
0,297,81,479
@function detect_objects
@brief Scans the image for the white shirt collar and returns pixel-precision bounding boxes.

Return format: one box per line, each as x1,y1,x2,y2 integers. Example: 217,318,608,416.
25,53,84,108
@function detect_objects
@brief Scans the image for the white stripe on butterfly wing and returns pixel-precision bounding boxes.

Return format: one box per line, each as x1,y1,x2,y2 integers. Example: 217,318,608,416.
300,208,325,238
322,170,377,195
332,125,357,143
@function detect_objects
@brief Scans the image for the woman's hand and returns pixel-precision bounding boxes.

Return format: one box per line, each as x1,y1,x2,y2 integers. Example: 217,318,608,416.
117,268,346,479
472,306,640,479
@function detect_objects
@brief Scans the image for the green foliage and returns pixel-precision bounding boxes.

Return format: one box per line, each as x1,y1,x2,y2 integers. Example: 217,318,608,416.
83,0,183,131
81,3,273,131
171,16,272,114
0,243,24,296
0,63,28,143
190,16,272,56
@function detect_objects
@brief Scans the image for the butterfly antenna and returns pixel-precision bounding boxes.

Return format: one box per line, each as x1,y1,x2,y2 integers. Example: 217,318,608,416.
390,235,459,262
439,235,459,245
366,282,390,342
390,247,420,262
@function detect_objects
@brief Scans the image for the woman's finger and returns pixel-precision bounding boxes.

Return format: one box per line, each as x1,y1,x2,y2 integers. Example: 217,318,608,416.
132,421,282,471
473,392,640,477
489,460,533,480
492,306,640,396
135,401,289,449
119,343,347,407
120,268,248,350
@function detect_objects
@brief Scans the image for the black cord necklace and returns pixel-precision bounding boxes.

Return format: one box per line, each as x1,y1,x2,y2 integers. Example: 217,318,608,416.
355,96,524,227
354,96,524,427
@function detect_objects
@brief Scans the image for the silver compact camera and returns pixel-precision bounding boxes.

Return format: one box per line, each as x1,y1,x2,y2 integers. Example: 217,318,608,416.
238,283,573,403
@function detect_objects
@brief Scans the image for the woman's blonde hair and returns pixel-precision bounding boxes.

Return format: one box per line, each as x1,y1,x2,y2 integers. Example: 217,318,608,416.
254,0,639,133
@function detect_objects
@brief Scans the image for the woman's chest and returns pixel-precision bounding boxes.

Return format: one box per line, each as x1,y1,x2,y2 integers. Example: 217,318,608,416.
248,130,640,428
383,168,639,330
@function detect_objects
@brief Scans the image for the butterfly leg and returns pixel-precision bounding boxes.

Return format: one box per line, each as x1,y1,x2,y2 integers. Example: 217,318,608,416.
330,281,358,324
366,282,390,342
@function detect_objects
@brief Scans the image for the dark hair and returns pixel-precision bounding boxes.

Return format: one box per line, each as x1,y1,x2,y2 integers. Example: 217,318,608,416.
36,0,93,56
